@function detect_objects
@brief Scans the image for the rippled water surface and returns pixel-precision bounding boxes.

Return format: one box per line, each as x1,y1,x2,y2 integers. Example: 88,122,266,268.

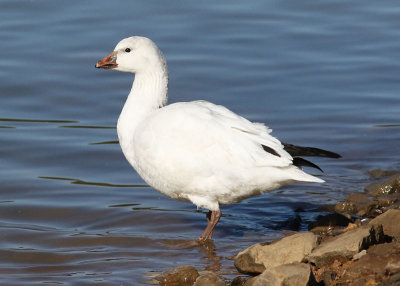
1,1,400,285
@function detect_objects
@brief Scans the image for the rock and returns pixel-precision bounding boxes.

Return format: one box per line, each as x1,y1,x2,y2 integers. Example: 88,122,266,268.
385,258,400,275
367,241,400,257
308,213,352,232
306,224,385,267
272,215,302,231
376,195,399,207
369,209,400,240
379,273,400,286
252,263,318,286
156,265,199,286
347,193,373,204
365,173,400,197
334,193,373,215
334,192,387,217
368,169,399,178
193,271,225,286
235,232,318,274
352,249,367,260
230,276,247,286
335,241,400,285
334,201,358,214
243,276,258,286
320,270,337,285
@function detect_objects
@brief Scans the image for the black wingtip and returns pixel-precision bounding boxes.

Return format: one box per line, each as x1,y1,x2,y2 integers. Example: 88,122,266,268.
292,157,324,172
282,143,341,159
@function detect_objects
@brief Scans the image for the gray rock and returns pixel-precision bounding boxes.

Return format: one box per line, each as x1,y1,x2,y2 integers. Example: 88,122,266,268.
194,271,225,286
365,173,400,196
352,249,367,260
252,263,318,286
369,209,400,240
306,224,385,267
235,232,318,274
156,265,199,286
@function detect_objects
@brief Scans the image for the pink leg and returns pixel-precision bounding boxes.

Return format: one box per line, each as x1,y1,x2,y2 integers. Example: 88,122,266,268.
197,210,222,243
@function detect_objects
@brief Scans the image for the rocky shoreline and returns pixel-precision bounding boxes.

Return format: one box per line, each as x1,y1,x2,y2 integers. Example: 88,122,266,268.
153,171,400,286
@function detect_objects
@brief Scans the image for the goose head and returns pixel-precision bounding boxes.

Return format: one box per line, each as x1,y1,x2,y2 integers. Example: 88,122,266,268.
95,36,166,74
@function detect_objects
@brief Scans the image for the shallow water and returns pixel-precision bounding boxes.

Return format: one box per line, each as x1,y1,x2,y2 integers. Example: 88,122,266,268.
1,1,400,285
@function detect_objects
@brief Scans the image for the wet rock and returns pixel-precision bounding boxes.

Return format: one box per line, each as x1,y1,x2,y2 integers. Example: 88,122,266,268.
368,169,399,178
230,276,247,286
308,213,352,233
235,232,318,274
272,215,302,231
193,271,225,286
356,201,381,217
347,192,373,204
376,195,399,207
369,209,400,240
157,265,199,286
306,224,385,267
334,201,358,214
335,192,373,214
316,204,336,213
365,173,400,197
334,192,385,217
252,263,318,286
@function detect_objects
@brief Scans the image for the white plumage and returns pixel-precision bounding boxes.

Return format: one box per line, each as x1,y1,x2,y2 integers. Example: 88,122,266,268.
96,36,338,242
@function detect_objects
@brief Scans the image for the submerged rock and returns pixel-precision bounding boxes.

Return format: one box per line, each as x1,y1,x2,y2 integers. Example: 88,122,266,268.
365,173,400,197
193,271,225,286
308,213,352,233
156,265,199,286
368,169,399,178
235,232,318,274
306,224,385,267
252,263,318,286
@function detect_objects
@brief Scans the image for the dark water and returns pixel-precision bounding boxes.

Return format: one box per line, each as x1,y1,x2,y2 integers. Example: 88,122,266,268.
1,1,400,285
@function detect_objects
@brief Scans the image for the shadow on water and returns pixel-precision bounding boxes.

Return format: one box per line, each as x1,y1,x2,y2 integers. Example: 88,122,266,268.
0,117,115,130
374,124,400,128
0,118,79,124
59,125,115,129
38,176,148,188
89,140,119,145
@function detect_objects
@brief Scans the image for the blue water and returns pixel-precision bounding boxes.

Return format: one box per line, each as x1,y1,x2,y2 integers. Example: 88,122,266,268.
1,1,400,285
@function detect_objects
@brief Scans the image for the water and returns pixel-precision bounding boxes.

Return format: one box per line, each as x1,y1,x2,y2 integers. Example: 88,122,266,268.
1,0,400,285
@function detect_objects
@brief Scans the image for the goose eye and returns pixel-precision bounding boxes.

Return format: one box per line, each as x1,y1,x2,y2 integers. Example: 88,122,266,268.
125,48,131,53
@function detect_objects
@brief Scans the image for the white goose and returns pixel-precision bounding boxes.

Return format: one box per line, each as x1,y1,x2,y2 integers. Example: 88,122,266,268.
95,36,340,243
